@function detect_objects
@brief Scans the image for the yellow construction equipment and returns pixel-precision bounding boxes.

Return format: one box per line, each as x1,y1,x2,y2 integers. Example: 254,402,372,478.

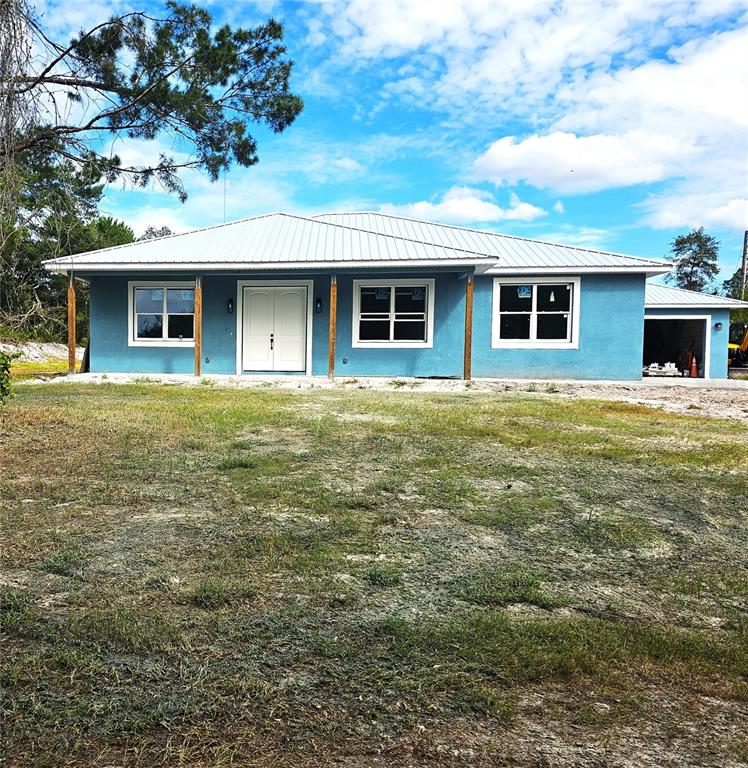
728,322,748,366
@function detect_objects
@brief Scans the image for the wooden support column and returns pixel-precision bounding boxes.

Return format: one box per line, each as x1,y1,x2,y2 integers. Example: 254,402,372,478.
67,273,76,374
194,275,203,376
328,274,337,379
463,274,474,380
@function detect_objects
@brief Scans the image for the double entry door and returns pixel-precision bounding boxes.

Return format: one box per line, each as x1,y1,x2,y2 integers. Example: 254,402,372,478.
242,285,307,372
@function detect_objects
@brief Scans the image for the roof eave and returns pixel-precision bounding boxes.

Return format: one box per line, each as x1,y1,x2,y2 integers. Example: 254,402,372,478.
485,266,670,276
646,302,748,309
44,258,500,274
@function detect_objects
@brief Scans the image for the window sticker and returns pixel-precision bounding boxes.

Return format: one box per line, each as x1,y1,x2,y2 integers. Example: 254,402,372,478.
517,286,532,299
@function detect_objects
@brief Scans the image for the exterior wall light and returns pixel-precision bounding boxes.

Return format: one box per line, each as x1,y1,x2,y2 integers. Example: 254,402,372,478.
315,297,322,314
714,322,722,331
227,298,234,314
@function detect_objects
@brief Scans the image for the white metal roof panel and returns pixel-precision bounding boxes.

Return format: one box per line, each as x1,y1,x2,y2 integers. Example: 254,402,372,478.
645,283,748,308
43,212,499,272
44,210,672,274
314,212,670,273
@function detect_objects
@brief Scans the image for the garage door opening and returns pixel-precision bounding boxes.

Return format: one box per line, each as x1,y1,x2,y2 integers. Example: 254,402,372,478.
643,318,707,378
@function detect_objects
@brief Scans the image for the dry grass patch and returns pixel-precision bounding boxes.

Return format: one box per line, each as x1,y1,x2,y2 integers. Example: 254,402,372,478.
1,383,746,767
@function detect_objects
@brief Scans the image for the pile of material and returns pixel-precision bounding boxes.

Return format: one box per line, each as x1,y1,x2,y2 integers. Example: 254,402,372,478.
643,362,681,377
0,341,84,362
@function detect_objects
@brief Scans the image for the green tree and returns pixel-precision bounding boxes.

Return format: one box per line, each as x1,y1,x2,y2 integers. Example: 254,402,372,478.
722,266,747,301
82,217,135,251
139,225,173,240
665,227,720,292
2,1,303,201
0,152,135,339
722,265,748,324
2,0,299,338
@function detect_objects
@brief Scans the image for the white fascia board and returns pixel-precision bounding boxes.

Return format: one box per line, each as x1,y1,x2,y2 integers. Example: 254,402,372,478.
486,266,670,276
45,258,500,273
646,302,748,309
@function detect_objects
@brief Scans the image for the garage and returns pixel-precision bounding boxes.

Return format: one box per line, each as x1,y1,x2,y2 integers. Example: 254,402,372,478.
643,316,707,377
642,283,748,380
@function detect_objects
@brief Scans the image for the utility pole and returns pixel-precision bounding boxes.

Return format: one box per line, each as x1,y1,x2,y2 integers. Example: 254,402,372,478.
741,230,748,300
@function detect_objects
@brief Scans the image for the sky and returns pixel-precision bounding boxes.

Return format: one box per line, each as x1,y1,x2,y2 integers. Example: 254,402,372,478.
35,0,748,282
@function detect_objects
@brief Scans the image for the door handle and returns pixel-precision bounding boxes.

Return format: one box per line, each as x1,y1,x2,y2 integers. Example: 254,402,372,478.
270,333,274,350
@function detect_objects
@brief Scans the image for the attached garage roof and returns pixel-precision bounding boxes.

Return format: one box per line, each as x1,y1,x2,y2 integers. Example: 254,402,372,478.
645,283,748,309
44,210,671,275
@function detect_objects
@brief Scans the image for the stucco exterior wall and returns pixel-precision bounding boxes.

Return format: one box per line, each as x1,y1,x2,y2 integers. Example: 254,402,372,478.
87,270,658,380
472,274,646,380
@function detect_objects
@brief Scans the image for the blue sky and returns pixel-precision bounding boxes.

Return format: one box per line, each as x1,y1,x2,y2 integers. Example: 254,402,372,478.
41,0,748,282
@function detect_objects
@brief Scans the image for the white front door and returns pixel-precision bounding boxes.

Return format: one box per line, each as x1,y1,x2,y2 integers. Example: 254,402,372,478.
242,286,307,372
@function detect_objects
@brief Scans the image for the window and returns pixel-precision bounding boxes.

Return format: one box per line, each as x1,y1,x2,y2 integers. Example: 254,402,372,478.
352,279,435,348
491,277,580,348
128,281,196,346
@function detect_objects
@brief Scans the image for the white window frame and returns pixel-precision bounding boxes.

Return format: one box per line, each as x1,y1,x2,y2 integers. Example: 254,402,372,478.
491,276,581,349
352,278,435,349
127,280,196,348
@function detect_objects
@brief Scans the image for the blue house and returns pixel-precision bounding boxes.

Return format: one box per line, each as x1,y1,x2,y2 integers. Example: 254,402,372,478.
44,212,748,381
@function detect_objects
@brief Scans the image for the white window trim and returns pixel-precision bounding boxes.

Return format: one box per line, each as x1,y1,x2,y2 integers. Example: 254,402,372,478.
491,276,581,350
352,278,436,349
127,280,196,348
235,279,314,375
644,313,711,379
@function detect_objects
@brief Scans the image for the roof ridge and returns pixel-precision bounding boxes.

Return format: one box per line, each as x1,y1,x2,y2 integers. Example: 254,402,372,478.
278,212,501,259
313,211,668,266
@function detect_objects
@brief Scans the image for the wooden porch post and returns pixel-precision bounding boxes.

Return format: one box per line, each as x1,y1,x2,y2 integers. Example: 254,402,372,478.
67,273,76,374
194,275,203,376
328,274,337,379
463,274,474,380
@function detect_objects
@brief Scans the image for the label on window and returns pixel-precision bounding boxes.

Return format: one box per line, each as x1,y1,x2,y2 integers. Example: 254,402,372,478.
517,286,532,299
410,287,425,300
375,287,389,300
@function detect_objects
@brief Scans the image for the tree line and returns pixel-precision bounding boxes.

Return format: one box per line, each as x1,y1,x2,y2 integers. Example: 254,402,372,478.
0,0,303,341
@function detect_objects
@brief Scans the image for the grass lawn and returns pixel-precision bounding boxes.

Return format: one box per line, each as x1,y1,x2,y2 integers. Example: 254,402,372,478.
1,383,747,767
9,359,76,380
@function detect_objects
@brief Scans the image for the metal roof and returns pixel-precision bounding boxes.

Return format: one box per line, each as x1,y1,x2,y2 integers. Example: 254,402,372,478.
44,212,500,273
44,210,671,275
645,282,748,308
314,212,671,274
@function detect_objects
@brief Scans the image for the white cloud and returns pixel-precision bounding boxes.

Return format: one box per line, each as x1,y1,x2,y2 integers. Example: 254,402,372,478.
643,195,748,231
304,17,327,47
474,131,695,194
380,187,546,225
553,201,565,214
333,157,365,173
535,225,612,249
704,199,748,230
311,1,748,231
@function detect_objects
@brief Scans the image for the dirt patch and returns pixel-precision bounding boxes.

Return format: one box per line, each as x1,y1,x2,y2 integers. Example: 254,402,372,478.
33,372,748,423
1,341,84,362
